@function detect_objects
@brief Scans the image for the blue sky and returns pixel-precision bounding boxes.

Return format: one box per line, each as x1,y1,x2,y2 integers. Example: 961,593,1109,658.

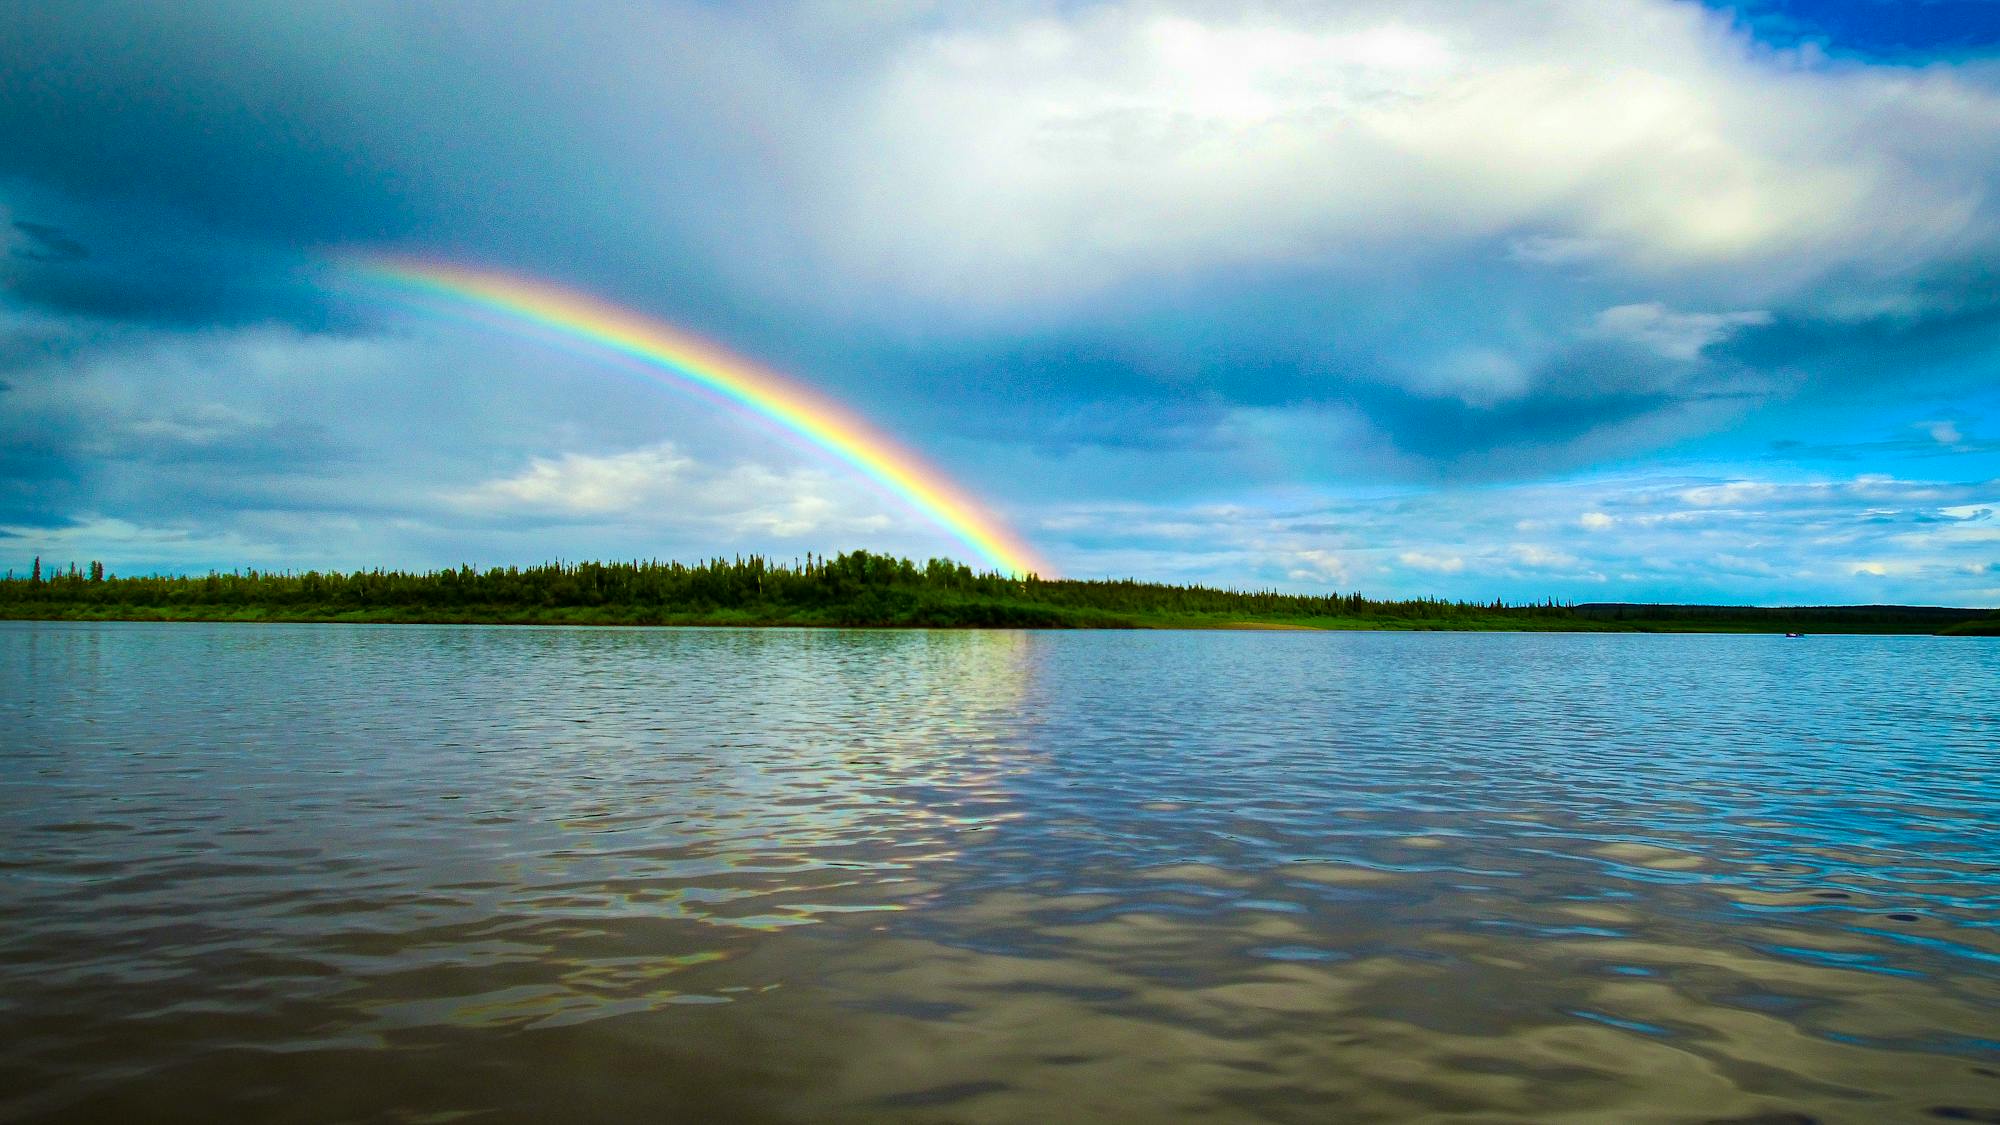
3,0,1998,604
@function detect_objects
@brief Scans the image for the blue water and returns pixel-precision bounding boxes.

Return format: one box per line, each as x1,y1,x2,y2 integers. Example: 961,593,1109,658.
2,623,1996,1122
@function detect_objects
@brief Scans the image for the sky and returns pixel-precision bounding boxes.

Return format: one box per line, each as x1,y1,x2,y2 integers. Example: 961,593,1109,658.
3,0,1999,605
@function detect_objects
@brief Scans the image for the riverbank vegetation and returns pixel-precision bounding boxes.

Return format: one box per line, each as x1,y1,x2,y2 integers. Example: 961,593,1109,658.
2,552,1993,633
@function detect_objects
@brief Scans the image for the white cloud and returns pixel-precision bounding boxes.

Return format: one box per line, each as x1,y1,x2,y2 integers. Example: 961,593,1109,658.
1677,480,1778,507
1398,550,1465,573
1506,234,1608,265
1407,348,1532,406
123,403,274,448
1284,548,1354,585
1035,470,2000,602
452,447,696,514
1927,420,1964,445
1579,511,1614,530
806,0,2000,307
1510,543,1580,568
1590,302,1773,361
446,443,898,540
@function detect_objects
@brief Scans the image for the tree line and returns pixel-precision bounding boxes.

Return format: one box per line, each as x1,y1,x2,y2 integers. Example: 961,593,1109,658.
0,550,1577,626
5,551,1988,631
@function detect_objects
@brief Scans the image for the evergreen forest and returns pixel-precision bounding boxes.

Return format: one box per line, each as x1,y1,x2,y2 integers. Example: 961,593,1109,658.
3,551,1994,633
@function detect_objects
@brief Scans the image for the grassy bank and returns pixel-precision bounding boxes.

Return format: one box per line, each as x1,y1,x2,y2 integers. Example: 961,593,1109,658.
4,551,1994,634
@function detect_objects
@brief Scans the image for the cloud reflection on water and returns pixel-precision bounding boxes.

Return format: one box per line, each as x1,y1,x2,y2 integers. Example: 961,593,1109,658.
1,625,1996,1123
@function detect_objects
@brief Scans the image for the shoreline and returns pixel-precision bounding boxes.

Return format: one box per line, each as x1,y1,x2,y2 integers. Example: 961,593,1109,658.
4,607,1990,635
6,553,1992,635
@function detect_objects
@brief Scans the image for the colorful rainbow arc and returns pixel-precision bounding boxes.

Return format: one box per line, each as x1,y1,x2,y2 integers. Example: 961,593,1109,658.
347,255,1047,577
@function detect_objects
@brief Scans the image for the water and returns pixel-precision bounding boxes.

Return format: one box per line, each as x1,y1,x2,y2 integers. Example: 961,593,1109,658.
2,622,1996,1123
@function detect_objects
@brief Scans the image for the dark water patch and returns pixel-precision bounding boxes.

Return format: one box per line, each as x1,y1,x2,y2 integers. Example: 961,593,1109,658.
874,1080,1012,1108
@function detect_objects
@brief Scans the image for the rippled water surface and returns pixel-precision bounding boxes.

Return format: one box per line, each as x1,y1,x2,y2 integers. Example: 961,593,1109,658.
3,623,1997,1123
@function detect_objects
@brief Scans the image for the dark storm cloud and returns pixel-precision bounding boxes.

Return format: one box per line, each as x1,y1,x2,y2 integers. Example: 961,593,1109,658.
1718,263,2000,390
1,221,338,327
5,440,95,521
0,386,348,526
0,0,422,327
10,221,88,263
882,336,1236,454
0,4,422,244
868,286,1861,476
1348,387,1679,463
881,263,1769,469
0,7,583,329
0,1,777,334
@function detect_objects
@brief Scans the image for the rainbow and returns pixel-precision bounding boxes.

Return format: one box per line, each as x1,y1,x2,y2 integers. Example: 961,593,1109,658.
347,255,1046,577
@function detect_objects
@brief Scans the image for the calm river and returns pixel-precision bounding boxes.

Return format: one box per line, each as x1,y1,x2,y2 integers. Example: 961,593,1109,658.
2,622,1996,1123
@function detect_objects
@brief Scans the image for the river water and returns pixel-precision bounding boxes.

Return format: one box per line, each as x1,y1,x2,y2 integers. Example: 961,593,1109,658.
2,622,1996,1123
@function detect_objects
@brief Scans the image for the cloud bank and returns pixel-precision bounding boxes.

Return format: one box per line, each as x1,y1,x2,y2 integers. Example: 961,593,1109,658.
2,1,1997,597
